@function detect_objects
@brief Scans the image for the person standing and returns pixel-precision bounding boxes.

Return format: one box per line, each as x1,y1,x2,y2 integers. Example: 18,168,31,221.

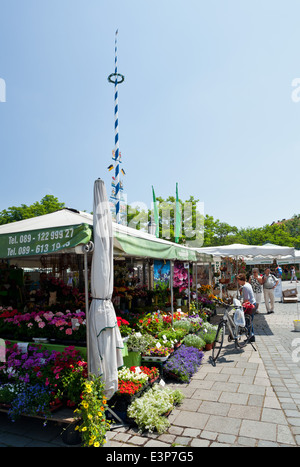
262,268,279,314
276,265,282,279
290,266,298,283
237,273,256,342
249,268,263,313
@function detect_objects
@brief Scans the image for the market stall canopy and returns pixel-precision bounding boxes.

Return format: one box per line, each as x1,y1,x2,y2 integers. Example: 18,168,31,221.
0,208,212,263
245,244,300,265
113,223,212,262
197,243,295,259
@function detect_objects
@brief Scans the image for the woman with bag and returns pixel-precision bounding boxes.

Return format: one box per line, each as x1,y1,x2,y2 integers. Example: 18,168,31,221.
237,273,256,342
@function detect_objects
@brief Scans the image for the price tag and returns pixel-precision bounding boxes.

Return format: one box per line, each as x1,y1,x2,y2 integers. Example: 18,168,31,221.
159,379,165,387
156,342,161,349
135,367,141,374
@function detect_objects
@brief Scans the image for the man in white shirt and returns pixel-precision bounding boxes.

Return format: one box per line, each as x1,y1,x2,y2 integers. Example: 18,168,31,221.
262,268,279,314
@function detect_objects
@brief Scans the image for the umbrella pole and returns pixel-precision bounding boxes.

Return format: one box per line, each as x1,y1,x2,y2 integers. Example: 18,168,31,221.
170,260,174,326
84,248,90,379
83,242,94,379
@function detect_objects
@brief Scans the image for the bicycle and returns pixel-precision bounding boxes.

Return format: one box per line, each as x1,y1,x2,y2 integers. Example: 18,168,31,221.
212,298,257,364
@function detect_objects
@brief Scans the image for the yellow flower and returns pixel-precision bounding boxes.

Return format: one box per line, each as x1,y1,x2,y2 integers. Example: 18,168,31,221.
88,414,93,420
83,402,89,409
98,411,102,417
74,426,79,431
94,442,100,447
82,427,87,432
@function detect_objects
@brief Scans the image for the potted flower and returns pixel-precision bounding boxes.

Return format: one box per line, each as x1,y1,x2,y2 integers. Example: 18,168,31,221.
183,334,206,351
117,316,132,338
163,345,204,382
74,376,109,447
124,333,156,367
127,384,184,434
142,343,170,362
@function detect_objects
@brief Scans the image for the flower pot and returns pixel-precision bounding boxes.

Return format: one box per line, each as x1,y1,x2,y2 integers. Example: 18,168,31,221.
123,351,142,368
176,299,182,306
205,343,214,351
294,320,300,332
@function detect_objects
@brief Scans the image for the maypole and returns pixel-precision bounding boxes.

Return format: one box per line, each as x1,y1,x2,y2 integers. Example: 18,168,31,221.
108,29,125,224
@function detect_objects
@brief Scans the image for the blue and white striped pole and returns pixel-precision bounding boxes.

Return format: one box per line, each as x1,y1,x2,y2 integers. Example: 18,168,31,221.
114,30,121,224
108,30,125,224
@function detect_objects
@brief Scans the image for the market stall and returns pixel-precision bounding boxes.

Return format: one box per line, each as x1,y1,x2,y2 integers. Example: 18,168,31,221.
0,201,216,443
197,243,295,300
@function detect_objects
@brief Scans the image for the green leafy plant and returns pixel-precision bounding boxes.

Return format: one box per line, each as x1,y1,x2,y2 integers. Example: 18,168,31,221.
183,334,206,349
127,385,184,434
126,332,157,353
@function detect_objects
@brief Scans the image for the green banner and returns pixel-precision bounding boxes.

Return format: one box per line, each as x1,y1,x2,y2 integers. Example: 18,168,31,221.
0,223,92,259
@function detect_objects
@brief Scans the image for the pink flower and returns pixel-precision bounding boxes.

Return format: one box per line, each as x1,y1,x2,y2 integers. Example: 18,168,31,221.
65,328,72,335
38,322,45,328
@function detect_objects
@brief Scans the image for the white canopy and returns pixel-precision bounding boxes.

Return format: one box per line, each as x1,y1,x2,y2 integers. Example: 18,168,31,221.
0,208,211,263
197,243,295,258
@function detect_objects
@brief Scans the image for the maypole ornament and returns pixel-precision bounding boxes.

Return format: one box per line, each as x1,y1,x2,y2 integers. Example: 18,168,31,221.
107,29,125,224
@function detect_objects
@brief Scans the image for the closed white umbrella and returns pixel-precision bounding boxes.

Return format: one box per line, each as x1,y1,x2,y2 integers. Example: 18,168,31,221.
88,179,123,399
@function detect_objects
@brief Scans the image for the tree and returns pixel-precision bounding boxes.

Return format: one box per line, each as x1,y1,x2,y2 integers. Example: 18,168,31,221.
0,195,65,225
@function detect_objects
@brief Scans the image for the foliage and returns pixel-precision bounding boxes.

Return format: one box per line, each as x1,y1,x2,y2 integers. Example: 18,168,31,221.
136,312,165,335
8,383,52,422
74,376,109,447
0,307,86,342
127,384,184,434
116,317,132,337
126,332,157,353
183,334,206,349
0,195,65,225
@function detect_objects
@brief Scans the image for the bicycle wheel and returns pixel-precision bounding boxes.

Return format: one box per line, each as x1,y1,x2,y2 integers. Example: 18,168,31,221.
235,315,251,349
212,322,225,362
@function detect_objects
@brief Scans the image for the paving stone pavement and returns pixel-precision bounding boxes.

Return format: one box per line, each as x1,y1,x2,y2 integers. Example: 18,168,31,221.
1,280,300,448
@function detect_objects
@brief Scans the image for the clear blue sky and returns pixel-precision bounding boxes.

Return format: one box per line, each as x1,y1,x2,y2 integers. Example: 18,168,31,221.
0,0,300,229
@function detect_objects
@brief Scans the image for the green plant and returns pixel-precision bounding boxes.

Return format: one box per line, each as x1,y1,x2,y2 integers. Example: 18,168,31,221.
202,329,217,344
0,383,24,404
126,332,157,353
183,334,206,350
74,376,110,447
127,385,184,434
8,383,52,422
173,320,192,333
